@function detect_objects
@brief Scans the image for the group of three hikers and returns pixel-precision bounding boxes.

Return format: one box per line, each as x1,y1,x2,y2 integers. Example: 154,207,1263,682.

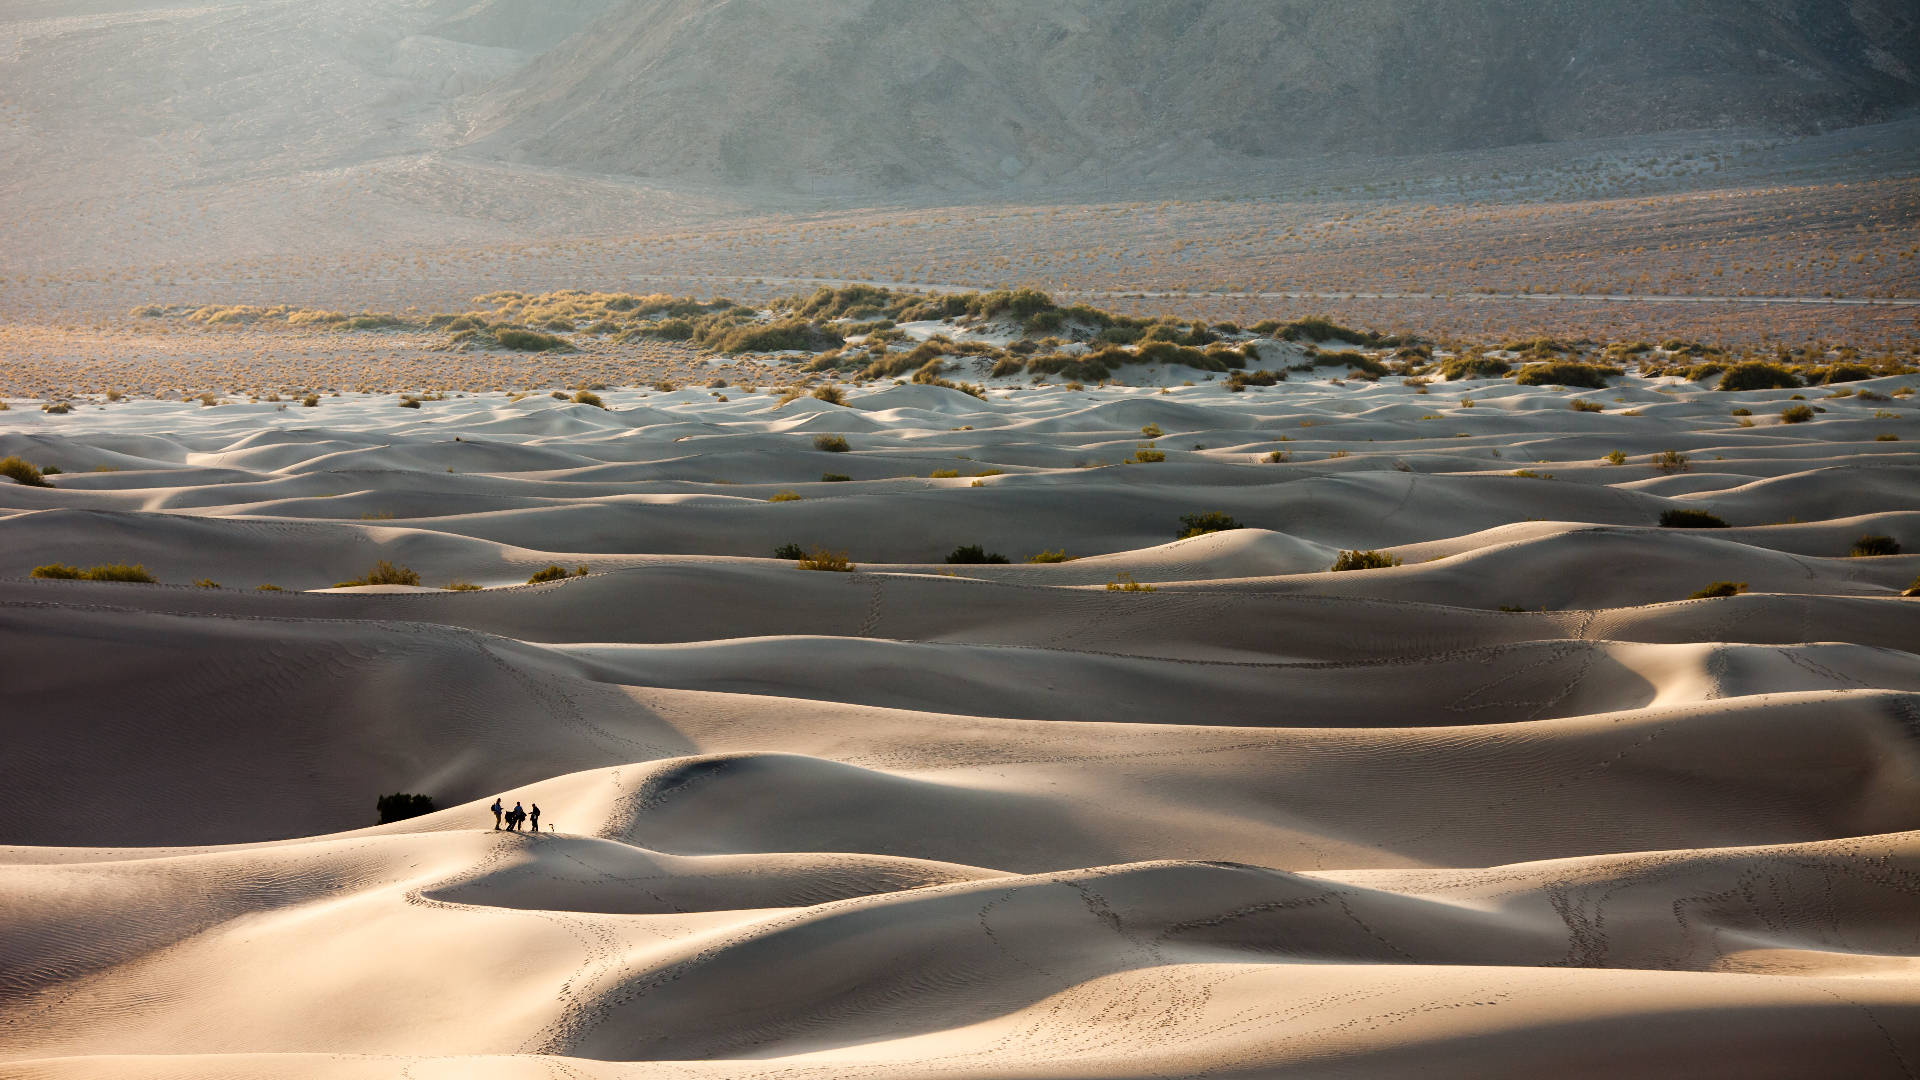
491,798,540,832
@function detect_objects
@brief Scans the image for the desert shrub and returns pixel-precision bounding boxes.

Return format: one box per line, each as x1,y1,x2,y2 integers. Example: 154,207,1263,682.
1128,449,1166,463
33,563,157,582
1106,572,1156,592
1141,423,1165,438
194,578,220,588
1851,534,1901,557
1,456,50,487
821,472,852,482
1227,369,1283,391
42,401,72,414
947,544,1009,564
1265,450,1290,463
1027,549,1071,563
1438,354,1510,380
1514,362,1616,389
1178,511,1242,539
1780,404,1815,424
445,581,482,591
1718,362,1800,392
335,560,420,587
1730,408,1752,416
495,329,574,352
1820,363,1875,384
1330,549,1402,571
302,394,320,407
773,542,806,560
1689,581,1748,599
398,396,422,409
1276,315,1381,346
1569,399,1604,412
813,433,851,452
806,383,847,406
375,792,435,825
769,490,803,502
257,583,283,591
715,319,842,354
1655,450,1690,473
527,564,574,584
796,547,854,572
990,356,1025,378
1604,450,1628,465
1660,509,1728,528
571,390,606,408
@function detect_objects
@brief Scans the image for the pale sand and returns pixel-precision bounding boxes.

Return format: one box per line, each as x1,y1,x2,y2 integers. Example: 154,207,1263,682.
2,370,1918,1078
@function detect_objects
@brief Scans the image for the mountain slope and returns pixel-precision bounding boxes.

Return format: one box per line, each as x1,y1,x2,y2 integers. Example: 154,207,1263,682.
463,0,1920,189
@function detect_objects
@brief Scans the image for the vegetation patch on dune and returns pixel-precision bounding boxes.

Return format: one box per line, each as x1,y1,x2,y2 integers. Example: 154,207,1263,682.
334,560,421,587
32,562,156,582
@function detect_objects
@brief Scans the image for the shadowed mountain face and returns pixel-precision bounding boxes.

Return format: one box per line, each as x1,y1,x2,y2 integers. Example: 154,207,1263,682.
463,0,1920,189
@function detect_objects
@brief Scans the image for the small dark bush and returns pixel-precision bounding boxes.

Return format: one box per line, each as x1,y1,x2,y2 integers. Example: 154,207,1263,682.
946,544,1010,564
1718,362,1800,392
1178,511,1242,539
376,792,435,825
1660,509,1728,528
812,384,846,405
1689,580,1748,599
1569,398,1604,412
1780,404,1815,424
796,547,855,572
335,560,421,587
527,564,573,584
1330,549,1402,571
1819,363,1875,384
821,472,852,482
813,433,851,452
571,390,606,408
773,543,806,560
1850,534,1901,557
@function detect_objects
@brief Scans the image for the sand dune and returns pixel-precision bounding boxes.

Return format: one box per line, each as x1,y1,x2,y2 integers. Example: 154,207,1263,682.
3,373,1918,1077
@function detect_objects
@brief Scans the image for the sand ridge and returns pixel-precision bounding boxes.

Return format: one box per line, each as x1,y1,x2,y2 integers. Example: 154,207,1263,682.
3,370,1918,1077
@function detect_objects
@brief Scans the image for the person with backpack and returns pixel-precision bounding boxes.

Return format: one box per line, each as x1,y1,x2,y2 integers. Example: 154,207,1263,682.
510,801,525,831
491,797,503,830
529,803,541,832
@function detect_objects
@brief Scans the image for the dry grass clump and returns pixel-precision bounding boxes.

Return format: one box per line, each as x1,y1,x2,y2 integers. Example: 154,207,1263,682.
1026,549,1072,563
571,390,606,408
1127,448,1167,463
1330,549,1402,571
1654,450,1691,473
813,433,851,452
334,560,420,587
1689,580,1748,599
1604,450,1628,465
1780,404,1816,423
768,490,804,502
1568,398,1604,412
32,562,156,582
527,563,590,583
1106,572,1156,592
795,547,854,572
445,581,483,591
1,456,52,487
812,384,846,405
42,401,73,414
1513,362,1619,389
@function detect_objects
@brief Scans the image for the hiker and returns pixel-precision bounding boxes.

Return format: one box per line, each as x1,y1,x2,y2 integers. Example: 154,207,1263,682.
529,803,541,832
491,797,503,830
511,801,525,831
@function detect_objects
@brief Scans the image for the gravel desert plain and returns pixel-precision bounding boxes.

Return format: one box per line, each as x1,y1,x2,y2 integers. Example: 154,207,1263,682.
4,2,1920,1078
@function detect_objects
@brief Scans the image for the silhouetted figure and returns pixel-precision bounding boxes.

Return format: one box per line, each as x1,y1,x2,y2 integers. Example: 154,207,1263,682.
510,801,525,831
491,798,503,830
529,803,541,832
